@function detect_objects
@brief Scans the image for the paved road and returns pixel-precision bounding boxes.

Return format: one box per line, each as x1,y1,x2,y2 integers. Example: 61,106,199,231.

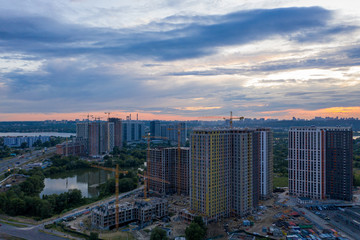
0,147,56,174
0,222,68,240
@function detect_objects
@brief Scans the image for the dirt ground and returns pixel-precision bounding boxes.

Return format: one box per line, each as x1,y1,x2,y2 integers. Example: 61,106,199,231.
67,192,302,240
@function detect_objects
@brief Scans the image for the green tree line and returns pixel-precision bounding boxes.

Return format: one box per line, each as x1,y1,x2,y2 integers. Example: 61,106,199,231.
43,155,91,176
0,155,138,220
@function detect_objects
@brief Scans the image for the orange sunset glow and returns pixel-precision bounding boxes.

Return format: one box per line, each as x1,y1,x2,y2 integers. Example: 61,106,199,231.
1,106,360,121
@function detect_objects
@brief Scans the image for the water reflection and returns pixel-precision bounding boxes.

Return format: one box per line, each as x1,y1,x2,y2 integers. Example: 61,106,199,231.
40,169,113,198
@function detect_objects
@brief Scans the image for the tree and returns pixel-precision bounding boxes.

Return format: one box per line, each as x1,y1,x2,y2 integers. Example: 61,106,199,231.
8,198,26,215
104,158,113,167
150,227,168,240
193,216,206,232
89,232,99,240
68,189,82,204
185,222,206,240
32,139,43,147
20,175,45,195
20,142,28,149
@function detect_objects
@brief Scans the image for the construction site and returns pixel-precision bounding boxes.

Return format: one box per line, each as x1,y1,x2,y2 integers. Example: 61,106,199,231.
91,197,168,230
62,189,352,240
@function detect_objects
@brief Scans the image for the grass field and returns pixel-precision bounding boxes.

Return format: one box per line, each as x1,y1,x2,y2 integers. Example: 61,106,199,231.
273,175,288,188
0,220,28,228
0,233,25,240
100,231,135,240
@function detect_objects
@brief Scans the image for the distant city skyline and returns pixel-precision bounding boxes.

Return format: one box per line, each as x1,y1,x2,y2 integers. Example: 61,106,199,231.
1,1,360,121
1,108,360,122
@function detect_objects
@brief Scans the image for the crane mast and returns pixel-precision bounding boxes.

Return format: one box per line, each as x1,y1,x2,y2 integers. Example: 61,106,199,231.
90,164,128,230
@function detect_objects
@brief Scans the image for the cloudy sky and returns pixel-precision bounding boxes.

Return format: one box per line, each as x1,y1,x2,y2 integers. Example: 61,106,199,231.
1,0,360,121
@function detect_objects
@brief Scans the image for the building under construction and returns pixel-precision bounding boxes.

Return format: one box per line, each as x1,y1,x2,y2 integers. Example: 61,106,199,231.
56,140,86,156
91,198,168,230
190,128,273,222
147,147,190,195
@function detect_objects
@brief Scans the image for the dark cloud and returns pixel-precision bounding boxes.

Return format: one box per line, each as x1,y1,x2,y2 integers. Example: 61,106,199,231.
167,55,360,76
1,6,359,116
346,47,360,59
0,59,147,112
0,7,351,61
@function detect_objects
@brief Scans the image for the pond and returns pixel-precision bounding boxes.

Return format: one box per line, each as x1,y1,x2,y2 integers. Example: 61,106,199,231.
40,168,114,198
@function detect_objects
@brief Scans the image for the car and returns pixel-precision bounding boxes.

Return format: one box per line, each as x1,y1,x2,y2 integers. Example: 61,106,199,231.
0,223,2,226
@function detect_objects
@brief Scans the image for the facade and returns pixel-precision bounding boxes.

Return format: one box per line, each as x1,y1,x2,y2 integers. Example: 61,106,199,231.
288,127,352,201
190,129,252,221
56,141,85,156
325,129,353,201
148,147,190,195
76,121,115,156
150,120,161,137
231,130,253,217
258,129,273,199
189,128,273,221
252,131,260,207
91,198,168,229
150,121,187,146
76,122,88,140
109,118,122,148
88,122,114,156
163,122,187,146
122,120,145,143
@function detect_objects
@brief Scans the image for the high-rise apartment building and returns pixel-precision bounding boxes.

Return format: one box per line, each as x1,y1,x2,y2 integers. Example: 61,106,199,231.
150,120,161,137
166,122,187,146
122,120,145,143
150,121,187,146
190,128,272,221
231,130,253,217
288,127,352,201
88,122,114,156
76,121,114,156
148,147,190,195
109,118,122,148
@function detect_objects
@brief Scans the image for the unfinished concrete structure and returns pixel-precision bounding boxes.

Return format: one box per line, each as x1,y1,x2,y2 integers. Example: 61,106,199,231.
148,147,190,195
56,141,85,156
91,198,168,230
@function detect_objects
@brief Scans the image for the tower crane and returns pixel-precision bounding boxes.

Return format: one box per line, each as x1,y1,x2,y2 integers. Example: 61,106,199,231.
91,164,128,230
104,112,111,121
168,123,186,195
223,111,244,128
137,173,170,200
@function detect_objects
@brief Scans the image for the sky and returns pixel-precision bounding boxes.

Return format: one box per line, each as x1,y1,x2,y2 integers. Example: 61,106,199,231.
1,0,360,121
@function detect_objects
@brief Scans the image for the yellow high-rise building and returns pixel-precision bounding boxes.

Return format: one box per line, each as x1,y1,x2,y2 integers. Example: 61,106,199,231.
190,129,257,222
190,129,231,221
